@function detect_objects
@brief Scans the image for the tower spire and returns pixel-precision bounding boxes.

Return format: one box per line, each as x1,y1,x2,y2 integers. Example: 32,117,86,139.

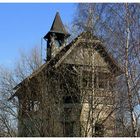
44,12,70,39
44,12,70,61
86,4,94,33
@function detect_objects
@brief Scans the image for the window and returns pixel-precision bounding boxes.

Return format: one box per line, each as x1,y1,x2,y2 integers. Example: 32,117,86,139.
28,100,40,112
82,71,113,90
64,122,74,137
63,96,79,104
94,72,113,90
82,71,92,88
95,122,104,137
33,101,40,111
98,72,109,89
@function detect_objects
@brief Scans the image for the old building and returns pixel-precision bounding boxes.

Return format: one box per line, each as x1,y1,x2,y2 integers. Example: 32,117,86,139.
10,12,123,137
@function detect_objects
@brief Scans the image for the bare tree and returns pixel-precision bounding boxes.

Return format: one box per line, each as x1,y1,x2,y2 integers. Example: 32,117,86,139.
0,46,42,137
73,3,140,137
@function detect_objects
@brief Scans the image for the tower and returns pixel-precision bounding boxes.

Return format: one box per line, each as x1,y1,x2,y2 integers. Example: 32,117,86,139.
44,12,70,61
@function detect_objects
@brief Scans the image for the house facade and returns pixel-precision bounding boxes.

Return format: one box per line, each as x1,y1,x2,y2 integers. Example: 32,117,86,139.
10,12,123,137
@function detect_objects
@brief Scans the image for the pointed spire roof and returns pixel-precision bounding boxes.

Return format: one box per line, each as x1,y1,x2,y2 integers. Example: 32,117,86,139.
44,12,70,39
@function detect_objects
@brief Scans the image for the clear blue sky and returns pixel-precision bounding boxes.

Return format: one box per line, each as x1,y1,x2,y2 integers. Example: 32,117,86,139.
0,3,75,67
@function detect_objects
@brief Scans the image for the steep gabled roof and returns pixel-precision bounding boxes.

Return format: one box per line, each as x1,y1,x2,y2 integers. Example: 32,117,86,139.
44,12,70,39
12,32,82,91
9,32,124,100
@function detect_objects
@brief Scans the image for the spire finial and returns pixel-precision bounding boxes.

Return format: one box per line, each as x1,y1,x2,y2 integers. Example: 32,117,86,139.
44,12,70,40
86,5,94,34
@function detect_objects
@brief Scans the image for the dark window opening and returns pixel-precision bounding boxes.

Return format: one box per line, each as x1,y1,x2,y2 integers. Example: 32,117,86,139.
95,122,104,137
82,71,92,88
63,96,79,104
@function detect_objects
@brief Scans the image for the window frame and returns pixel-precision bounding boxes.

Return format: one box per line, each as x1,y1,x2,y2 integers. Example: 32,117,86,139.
28,100,40,112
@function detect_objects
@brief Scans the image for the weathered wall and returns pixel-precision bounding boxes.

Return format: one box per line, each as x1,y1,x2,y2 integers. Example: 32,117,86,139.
18,41,117,137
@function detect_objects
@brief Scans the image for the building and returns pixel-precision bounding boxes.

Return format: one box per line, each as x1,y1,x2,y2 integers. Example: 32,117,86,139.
10,12,123,137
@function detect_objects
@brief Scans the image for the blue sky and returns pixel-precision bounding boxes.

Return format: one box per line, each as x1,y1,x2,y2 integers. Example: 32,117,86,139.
0,3,75,67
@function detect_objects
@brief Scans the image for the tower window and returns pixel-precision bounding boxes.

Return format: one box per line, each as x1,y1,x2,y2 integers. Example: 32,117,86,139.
54,40,61,48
